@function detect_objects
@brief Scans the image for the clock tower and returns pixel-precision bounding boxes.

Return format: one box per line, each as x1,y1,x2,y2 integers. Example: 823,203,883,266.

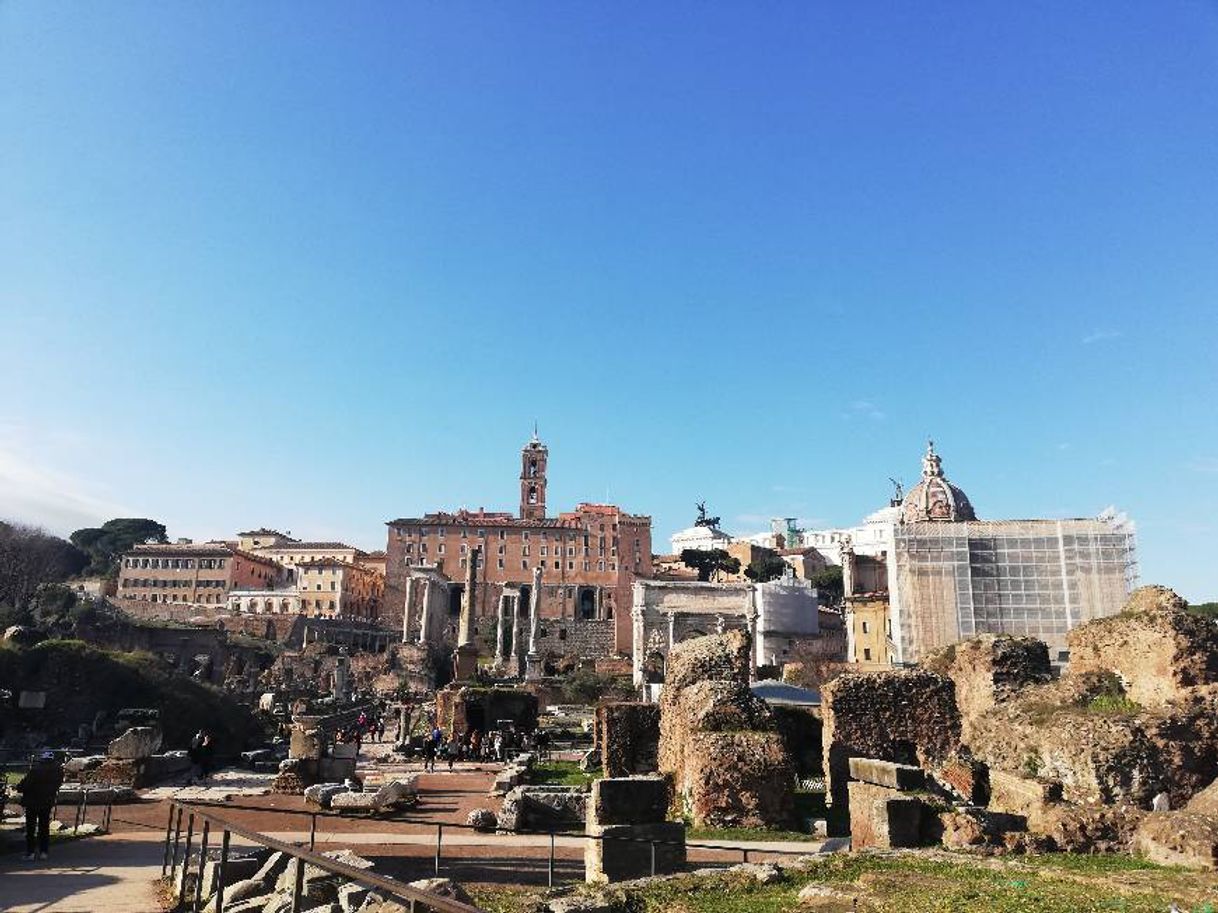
520,428,548,520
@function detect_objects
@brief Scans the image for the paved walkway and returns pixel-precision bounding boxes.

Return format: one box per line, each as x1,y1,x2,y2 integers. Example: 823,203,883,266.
0,833,165,913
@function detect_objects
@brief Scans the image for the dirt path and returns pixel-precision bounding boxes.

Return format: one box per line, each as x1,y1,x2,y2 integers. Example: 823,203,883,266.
0,832,165,913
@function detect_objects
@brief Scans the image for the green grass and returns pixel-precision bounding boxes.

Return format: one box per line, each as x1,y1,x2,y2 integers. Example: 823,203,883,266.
471,851,1217,913
687,826,820,843
528,760,601,788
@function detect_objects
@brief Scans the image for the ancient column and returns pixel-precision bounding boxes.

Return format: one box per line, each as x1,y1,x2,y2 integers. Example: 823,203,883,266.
512,590,526,676
495,591,511,668
525,564,543,679
459,548,478,646
453,548,480,680
333,650,350,702
417,578,433,645
401,577,415,644
746,588,759,678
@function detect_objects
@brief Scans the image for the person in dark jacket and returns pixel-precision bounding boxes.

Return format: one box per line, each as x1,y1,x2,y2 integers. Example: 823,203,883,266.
16,750,63,861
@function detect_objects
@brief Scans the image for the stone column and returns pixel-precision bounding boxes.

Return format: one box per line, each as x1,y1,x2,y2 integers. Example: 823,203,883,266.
746,587,759,678
417,578,433,645
512,591,526,676
402,577,415,644
495,592,511,668
459,548,478,647
453,549,480,680
667,612,677,650
333,650,350,703
525,565,543,679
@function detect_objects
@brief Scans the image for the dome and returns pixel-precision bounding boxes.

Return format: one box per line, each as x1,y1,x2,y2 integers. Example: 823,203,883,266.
901,441,976,523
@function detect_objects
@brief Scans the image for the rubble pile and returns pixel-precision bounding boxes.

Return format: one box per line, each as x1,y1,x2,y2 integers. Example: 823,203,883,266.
823,585,1218,867
658,630,794,828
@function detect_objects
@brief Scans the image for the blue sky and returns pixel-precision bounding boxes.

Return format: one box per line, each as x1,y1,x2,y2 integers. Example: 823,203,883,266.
2,3,1216,600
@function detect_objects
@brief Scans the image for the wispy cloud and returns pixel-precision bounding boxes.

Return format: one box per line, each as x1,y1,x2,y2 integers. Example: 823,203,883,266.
842,400,886,421
0,421,130,535
1082,329,1123,345
1187,457,1218,474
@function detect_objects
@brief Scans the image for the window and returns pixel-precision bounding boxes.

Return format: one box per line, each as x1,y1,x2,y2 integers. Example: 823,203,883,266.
499,530,506,540
521,560,528,570
523,531,530,541
862,621,870,634
554,561,560,570
497,558,505,569
437,544,445,555
864,648,872,661
522,546,530,556
568,561,574,571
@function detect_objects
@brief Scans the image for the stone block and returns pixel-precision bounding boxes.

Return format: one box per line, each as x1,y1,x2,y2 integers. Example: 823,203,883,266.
848,757,924,791
1134,811,1218,869
318,756,357,782
373,777,418,808
407,878,473,905
499,786,587,832
291,727,324,760
303,783,348,809
599,703,661,778
585,821,686,883
987,770,1060,830
64,755,105,775
489,766,523,796
847,781,926,850
590,776,670,826
200,878,269,913
931,755,989,805
107,726,162,760
680,731,794,829
199,855,263,900
252,850,292,886
329,791,379,812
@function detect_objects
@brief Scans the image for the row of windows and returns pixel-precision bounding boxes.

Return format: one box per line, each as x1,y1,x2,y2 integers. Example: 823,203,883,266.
124,556,226,570
122,578,225,589
123,592,224,604
404,542,617,559
401,525,630,542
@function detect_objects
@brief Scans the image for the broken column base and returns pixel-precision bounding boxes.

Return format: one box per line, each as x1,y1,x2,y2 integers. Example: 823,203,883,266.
452,643,479,682
525,652,543,680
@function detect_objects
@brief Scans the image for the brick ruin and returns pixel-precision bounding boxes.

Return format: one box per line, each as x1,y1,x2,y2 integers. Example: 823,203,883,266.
597,702,659,778
822,585,1218,867
657,630,794,828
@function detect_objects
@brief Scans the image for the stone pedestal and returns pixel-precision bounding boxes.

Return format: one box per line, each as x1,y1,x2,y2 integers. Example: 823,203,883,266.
453,643,479,682
525,652,543,680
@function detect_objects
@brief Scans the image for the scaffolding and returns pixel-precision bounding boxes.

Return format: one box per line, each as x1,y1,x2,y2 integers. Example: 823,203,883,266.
892,515,1137,662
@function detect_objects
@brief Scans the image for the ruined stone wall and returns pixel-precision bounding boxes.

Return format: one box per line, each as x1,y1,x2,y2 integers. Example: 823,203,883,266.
1067,586,1218,708
821,669,961,814
657,631,795,828
598,702,660,778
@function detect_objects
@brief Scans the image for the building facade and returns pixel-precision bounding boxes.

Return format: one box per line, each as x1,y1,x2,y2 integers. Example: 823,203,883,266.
384,433,653,654
117,542,282,614
837,441,1138,666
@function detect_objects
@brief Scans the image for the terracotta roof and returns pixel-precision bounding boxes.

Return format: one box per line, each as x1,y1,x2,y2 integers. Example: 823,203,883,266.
388,511,577,529
126,542,280,566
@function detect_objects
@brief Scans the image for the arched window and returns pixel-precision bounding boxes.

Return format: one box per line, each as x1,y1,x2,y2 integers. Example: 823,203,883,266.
528,459,538,478
528,486,538,505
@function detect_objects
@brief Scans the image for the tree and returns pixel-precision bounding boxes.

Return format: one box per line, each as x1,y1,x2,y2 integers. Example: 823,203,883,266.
744,554,789,583
70,518,168,578
807,565,844,604
0,520,89,617
680,548,741,582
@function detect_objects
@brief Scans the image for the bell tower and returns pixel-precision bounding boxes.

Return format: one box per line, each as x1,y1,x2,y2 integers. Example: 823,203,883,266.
520,427,548,520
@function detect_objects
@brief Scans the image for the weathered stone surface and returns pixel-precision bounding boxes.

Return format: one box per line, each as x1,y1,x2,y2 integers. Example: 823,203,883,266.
925,634,1051,744
290,727,324,760
304,783,348,809
467,808,497,831
599,702,660,778
848,757,924,791
585,821,685,883
253,850,292,886
329,791,379,811
107,726,162,759
931,754,989,805
1133,810,1218,869
590,776,670,826
406,878,473,905
847,781,927,850
728,861,784,884
681,730,794,828
499,785,587,832
64,755,105,775
1067,586,1218,708
939,811,987,849
1035,802,1144,853
658,631,794,828
796,882,860,911
822,668,959,819
987,770,1061,830
490,765,525,796
1187,778,1218,815
201,878,268,913
199,855,264,901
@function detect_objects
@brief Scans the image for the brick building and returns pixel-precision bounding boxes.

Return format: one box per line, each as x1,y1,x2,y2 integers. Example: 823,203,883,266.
116,542,282,614
385,432,653,654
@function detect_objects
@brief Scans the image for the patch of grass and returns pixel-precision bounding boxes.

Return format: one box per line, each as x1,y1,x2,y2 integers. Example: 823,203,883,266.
473,851,1216,913
529,760,601,788
1087,693,1142,715
687,826,820,843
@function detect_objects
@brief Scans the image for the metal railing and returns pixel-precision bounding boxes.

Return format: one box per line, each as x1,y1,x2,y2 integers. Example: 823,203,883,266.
163,799,486,913
169,798,828,892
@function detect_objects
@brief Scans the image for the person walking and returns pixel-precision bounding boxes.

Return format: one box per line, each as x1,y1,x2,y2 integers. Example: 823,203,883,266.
421,734,436,772
16,750,63,861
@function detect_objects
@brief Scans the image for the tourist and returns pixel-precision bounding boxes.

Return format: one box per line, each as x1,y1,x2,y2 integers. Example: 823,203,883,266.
16,750,63,862
189,730,215,785
376,718,386,743
446,733,460,769
421,734,436,772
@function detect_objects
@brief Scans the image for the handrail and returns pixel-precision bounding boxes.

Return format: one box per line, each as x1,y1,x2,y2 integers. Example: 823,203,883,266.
167,799,486,913
176,797,821,855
